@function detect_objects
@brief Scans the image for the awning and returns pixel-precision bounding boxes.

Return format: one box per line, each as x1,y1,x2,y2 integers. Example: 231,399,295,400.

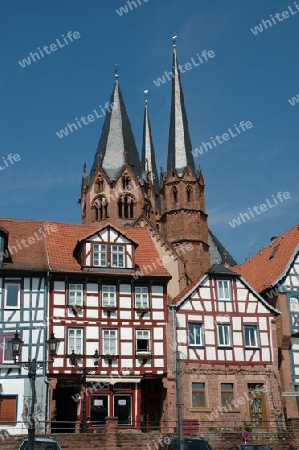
86,376,142,385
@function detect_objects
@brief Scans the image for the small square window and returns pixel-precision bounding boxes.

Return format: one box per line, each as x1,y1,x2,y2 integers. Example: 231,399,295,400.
68,284,84,306
4,283,21,309
93,244,107,267
188,323,204,347
217,280,231,301
244,325,259,348
192,383,205,408
135,287,149,309
217,324,231,347
102,285,117,308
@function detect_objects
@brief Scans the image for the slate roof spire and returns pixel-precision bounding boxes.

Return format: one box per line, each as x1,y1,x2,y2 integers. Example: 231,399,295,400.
167,37,195,173
91,70,142,181
141,91,159,195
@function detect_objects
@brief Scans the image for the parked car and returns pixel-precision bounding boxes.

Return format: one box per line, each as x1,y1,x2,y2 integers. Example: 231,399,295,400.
231,445,273,450
169,437,212,449
19,437,61,450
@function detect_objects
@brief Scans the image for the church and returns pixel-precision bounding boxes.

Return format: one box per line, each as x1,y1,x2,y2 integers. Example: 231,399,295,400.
0,40,295,437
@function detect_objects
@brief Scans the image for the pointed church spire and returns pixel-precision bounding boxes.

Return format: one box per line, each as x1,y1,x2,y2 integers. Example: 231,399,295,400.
167,36,195,173
141,91,159,195
91,69,142,181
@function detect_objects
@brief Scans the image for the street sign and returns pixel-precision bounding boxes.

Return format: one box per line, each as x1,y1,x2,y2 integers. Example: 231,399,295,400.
242,431,250,441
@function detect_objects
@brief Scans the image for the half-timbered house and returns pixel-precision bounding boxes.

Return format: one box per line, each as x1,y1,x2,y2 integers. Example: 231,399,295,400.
0,219,56,435
45,221,171,432
168,264,283,432
235,224,299,419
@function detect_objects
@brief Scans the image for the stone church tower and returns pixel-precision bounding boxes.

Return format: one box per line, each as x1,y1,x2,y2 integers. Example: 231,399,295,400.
79,42,226,281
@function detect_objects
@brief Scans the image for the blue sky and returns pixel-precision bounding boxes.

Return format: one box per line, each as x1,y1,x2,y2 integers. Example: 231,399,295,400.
0,0,298,264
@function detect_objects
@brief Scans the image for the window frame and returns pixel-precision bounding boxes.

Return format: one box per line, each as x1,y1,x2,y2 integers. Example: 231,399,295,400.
93,244,107,267
111,245,125,268
217,279,231,302
4,281,21,309
135,329,151,354
217,324,232,347
1,333,15,363
134,286,149,310
102,329,118,355
67,328,84,356
188,323,204,347
221,383,234,407
68,283,84,307
101,285,117,308
191,382,206,408
243,325,260,349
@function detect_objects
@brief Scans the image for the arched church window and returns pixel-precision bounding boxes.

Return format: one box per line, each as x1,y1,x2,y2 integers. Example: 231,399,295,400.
122,175,131,190
172,186,178,204
118,195,135,219
93,196,108,221
96,177,104,193
187,186,192,202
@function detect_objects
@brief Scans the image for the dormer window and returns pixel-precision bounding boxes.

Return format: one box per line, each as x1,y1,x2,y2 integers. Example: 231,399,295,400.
93,244,107,266
111,245,124,268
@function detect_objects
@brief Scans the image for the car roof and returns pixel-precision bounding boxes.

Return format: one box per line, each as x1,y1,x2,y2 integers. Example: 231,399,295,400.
22,438,58,442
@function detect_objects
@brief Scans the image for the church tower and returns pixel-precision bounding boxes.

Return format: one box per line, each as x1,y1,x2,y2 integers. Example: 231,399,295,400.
159,39,210,280
80,73,147,227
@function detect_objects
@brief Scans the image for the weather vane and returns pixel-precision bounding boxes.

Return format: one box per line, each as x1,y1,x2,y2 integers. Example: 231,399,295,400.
172,34,178,48
144,89,149,105
115,64,119,79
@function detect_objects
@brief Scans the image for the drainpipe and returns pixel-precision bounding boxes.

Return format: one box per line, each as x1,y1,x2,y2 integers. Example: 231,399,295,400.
170,306,184,450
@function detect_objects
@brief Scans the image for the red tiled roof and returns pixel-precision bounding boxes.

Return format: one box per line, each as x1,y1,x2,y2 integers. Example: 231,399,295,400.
232,223,299,292
0,219,170,277
0,218,48,270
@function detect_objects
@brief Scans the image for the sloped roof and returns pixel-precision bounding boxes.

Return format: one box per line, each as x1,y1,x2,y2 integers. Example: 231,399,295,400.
0,219,170,277
0,218,48,270
232,223,299,293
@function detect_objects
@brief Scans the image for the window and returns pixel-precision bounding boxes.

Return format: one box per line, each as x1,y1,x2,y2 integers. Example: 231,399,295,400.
1,334,15,363
221,383,234,407
192,383,205,408
0,396,17,424
136,330,151,353
4,282,21,309
188,323,204,346
67,328,83,355
217,324,231,347
102,329,118,355
68,284,84,306
102,285,117,308
135,287,149,309
93,244,107,267
244,325,259,348
186,186,192,202
111,245,125,268
217,280,231,301
118,195,134,219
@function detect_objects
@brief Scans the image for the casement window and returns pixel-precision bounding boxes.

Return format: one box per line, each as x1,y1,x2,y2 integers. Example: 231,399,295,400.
188,323,204,347
4,282,21,309
111,245,125,268
244,325,259,348
102,329,118,355
217,280,231,301
221,383,234,407
68,283,84,306
67,328,83,355
136,330,151,353
217,324,231,347
93,244,107,267
0,396,17,424
102,285,117,308
135,286,149,309
192,382,205,408
1,334,15,363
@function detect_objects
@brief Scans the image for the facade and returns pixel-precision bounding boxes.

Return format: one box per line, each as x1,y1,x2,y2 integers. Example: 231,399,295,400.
0,220,53,435
167,264,283,432
235,225,299,419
